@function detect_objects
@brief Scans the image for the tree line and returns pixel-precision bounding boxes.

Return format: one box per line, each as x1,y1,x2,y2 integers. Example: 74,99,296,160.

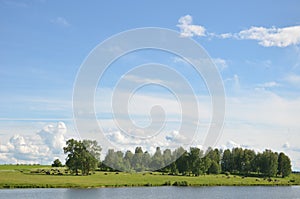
61,139,292,177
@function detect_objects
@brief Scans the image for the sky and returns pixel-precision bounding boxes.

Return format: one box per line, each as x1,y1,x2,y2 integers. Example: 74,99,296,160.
1,0,300,170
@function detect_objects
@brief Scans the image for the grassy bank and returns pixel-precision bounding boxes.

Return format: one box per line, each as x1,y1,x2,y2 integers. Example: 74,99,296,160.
0,165,300,188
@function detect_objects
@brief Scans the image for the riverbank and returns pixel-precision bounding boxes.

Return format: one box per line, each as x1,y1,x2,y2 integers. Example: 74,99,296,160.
0,165,299,188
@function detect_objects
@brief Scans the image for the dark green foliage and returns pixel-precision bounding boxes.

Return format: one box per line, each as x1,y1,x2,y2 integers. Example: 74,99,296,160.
52,159,63,167
63,139,101,175
208,161,221,174
172,181,188,186
221,149,231,172
98,145,292,177
258,150,278,177
278,152,292,177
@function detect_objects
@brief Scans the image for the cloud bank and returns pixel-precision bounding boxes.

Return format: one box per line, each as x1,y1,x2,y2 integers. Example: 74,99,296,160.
0,122,67,164
177,15,300,47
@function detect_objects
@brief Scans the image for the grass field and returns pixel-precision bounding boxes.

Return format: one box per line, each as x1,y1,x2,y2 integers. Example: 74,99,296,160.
0,165,300,188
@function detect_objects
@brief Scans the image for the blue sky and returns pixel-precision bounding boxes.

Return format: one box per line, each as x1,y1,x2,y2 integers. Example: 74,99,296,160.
1,0,300,170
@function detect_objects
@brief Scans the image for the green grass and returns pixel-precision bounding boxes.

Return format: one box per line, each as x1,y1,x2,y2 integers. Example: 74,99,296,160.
0,165,300,188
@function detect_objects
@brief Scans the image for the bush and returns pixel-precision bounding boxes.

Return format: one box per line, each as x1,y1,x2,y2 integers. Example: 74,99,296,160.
173,181,188,186
164,181,171,186
52,159,63,167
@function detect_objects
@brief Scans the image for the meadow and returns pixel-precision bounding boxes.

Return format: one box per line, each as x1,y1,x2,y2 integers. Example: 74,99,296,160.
0,165,299,188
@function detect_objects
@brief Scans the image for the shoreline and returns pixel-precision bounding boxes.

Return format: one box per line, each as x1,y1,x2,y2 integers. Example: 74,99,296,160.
1,165,300,189
1,183,299,189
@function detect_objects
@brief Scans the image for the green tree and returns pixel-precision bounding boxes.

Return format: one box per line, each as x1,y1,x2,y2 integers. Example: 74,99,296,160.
132,147,144,171
278,152,292,177
103,149,117,171
52,158,63,167
221,149,232,172
242,149,256,175
150,147,164,170
124,150,134,171
175,148,189,175
259,149,278,177
231,148,244,173
188,147,203,176
162,149,172,171
63,139,101,175
208,160,221,174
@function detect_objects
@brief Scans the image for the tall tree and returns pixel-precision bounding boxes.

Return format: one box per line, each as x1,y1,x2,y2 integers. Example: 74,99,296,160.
278,152,292,177
259,149,278,177
64,139,101,175
132,147,144,171
150,147,164,170
221,149,232,172
242,149,256,175
188,147,202,175
175,149,189,175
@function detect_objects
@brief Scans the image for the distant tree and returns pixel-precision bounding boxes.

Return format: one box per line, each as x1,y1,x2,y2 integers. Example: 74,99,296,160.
132,147,144,171
124,150,134,171
63,139,101,175
221,149,232,172
142,151,151,170
188,147,202,175
208,160,221,174
278,152,292,177
259,149,278,177
242,149,256,175
150,147,164,170
162,149,172,170
52,159,63,167
102,149,117,171
175,149,189,175
231,148,244,172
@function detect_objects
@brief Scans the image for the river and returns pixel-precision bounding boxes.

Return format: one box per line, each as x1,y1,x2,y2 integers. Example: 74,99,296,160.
0,186,300,199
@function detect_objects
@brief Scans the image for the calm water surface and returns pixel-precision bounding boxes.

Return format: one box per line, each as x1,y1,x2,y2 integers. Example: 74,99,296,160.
0,186,300,199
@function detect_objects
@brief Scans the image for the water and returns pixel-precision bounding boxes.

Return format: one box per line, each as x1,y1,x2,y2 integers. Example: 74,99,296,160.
0,186,300,199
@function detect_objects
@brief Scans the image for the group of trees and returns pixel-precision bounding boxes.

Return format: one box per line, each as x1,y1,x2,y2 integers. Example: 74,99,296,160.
101,146,292,177
221,148,292,177
60,139,292,177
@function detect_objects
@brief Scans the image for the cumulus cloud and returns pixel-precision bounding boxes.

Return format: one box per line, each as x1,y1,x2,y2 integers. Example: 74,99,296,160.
166,130,186,143
0,122,67,164
38,122,67,154
103,129,190,155
238,26,300,47
176,15,300,47
177,15,206,37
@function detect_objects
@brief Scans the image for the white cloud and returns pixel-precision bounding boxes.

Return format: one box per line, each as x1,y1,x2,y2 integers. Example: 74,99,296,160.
51,17,70,27
213,58,228,71
238,26,300,47
166,130,187,143
256,81,281,90
219,33,233,39
177,15,206,37
38,122,67,154
282,142,290,149
176,15,300,47
0,122,68,164
284,74,300,85
103,129,190,156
